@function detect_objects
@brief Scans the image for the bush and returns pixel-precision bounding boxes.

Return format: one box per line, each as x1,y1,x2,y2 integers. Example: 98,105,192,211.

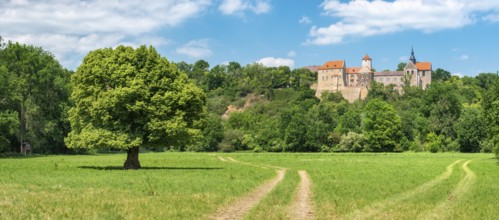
479,139,494,153
333,132,367,152
424,132,444,153
199,115,224,152
220,129,245,152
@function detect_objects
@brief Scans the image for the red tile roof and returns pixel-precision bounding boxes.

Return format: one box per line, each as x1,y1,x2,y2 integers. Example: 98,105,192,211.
362,54,372,60
346,67,361,74
318,60,344,70
416,62,432,71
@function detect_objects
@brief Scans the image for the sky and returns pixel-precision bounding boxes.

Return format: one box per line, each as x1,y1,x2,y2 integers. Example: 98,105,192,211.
1,0,499,76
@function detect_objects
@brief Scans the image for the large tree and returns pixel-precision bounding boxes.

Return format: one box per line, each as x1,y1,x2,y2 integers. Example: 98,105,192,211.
362,99,403,152
482,78,499,158
0,37,71,153
421,82,461,137
66,45,206,169
432,68,452,82
455,105,486,152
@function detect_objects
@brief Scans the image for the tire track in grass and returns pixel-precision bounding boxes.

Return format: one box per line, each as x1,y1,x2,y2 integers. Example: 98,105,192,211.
419,160,476,220
348,159,463,220
210,169,286,220
226,157,270,169
288,170,315,220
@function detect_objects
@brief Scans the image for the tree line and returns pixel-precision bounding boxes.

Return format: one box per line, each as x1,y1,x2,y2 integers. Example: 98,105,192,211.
1,37,498,161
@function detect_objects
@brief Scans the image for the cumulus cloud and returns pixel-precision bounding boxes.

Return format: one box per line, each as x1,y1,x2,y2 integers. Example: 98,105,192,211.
299,15,312,24
176,39,213,58
219,0,271,15
287,50,297,57
452,72,465,78
459,54,470,60
256,57,295,68
307,0,499,45
0,0,211,69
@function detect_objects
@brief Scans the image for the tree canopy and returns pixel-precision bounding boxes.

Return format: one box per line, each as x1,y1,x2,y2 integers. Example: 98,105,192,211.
0,38,71,153
65,45,206,169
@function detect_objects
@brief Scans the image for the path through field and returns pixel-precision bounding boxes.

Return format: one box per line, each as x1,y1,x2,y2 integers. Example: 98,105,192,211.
419,160,476,219
347,159,463,219
213,156,315,220
211,157,286,219
288,170,315,220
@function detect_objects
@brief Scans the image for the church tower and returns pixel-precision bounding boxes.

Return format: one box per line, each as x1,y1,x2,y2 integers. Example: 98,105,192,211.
409,47,417,64
362,54,372,70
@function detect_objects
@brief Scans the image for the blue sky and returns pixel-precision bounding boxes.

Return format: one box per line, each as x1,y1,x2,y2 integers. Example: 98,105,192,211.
1,0,499,76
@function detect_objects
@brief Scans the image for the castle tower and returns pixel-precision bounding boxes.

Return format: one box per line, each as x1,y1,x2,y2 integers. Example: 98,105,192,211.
362,54,372,70
409,47,417,64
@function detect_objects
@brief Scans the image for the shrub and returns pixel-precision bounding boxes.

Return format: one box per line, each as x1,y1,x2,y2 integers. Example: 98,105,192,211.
333,132,367,152
425,132,444,153
220,129,245,152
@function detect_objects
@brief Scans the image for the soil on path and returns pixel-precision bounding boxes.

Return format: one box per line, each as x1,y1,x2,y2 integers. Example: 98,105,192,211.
210,169,286,220
288,170,315,220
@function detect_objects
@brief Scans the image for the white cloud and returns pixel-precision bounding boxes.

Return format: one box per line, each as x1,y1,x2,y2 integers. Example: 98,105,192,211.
256,57,295,68
307,0,499,45
176,39,213,58
459,54,470,60
219,0,271,15
299,15,312,24
452,72,465,78
399,56,408,61
287,50,297,57
0,0,212,69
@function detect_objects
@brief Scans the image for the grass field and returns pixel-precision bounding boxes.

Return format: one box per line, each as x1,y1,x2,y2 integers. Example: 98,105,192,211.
0,152,497,219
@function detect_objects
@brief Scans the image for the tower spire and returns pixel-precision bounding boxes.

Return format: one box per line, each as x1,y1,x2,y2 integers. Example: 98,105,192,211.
409,46,417,64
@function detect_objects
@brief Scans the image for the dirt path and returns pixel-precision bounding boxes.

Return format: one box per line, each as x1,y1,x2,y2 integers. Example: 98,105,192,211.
227,157,270,169
218,156,227,162
348,159,462,219
288,170,315,220
210,169,286,220
419,160,476,220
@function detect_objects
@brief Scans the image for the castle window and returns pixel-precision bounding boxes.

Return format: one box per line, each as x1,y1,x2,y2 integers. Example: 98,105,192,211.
407,70,409,74
423,72,426,77
411,70,414,74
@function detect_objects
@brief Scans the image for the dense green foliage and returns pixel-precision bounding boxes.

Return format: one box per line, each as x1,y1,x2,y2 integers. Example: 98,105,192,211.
1,37,498,155
65,45,205,168
0,37,71,153
189,58,498,153
362,99,403,152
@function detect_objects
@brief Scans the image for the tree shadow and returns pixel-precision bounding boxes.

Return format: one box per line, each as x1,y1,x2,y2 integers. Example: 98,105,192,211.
78,166,224,171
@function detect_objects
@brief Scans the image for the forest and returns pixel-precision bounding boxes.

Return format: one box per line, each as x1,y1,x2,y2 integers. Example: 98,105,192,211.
1,37,498,157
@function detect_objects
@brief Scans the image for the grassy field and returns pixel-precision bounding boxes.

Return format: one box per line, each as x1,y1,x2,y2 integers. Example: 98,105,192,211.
0,152,497,219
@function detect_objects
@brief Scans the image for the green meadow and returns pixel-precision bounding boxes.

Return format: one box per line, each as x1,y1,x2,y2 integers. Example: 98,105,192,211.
1,152,497,219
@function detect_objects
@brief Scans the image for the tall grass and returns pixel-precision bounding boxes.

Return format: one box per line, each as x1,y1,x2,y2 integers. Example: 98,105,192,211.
1,152,497,219
0,153,274,219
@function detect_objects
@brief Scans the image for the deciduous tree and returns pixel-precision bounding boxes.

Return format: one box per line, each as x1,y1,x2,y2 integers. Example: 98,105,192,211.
66,45,206,169
362,99,403,152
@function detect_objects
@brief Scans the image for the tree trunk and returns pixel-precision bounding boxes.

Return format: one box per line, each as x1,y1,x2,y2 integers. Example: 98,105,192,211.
124,147,141,170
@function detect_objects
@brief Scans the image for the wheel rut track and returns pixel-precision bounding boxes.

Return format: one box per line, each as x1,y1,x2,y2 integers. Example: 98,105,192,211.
213,156,315,220
419,159,476,220
288,170,315,220
210,169,286,220
348,159,463,220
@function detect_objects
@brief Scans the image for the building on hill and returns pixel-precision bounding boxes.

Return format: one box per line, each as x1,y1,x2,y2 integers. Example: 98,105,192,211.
315,48,432,102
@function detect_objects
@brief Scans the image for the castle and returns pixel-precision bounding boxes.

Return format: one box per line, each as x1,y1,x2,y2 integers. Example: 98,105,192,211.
315,48,432,102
